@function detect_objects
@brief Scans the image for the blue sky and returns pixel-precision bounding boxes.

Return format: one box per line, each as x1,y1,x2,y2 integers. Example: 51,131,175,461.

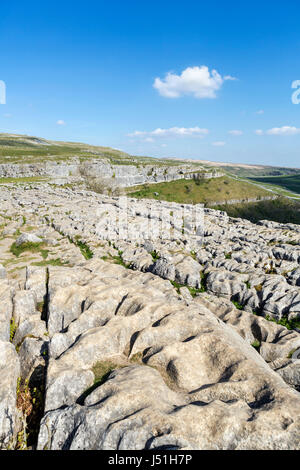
1,0,300,167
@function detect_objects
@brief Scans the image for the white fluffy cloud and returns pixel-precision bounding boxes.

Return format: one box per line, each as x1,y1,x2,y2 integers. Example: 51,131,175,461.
267,126,300,136
256,126,300,136
153,66,236,99
128,127,209,140
228,130,243,136
56,120,66,126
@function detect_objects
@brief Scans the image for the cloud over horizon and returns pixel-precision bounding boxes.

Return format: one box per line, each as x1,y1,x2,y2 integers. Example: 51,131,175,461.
256,126,300,136
128,126,209,140
153,66,236,99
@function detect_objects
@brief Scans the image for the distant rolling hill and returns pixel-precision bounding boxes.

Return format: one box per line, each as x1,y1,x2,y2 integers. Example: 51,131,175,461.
248,174,300,196
0,133,299,179
0,133,135,164
176,157,300,178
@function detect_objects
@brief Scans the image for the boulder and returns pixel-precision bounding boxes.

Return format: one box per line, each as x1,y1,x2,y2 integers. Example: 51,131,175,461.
15,232,43,247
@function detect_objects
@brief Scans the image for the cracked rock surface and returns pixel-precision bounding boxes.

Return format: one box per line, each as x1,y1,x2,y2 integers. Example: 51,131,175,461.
0,183,299,450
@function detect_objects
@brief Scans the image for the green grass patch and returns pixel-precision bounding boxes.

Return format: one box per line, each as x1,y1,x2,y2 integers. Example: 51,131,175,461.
10,318,17,342
170,280,185,293
67,236,93,260
232,300,243,310
92,360,124,385
170,272,208,296
36,301,45,313
10,241,45,258
76,240,93,260
129,352,144,363
129,176,271,206
287,348,298,359
112,250,132,269
40,249,49,260
77,360,126,404
150,250,160,261
251,340,261,350
265,315,300,331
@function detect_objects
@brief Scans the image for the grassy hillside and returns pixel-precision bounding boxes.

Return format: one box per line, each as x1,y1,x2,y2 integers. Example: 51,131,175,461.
129,176,272,206
214,198,300,225
0,134,129,164
0,133,189,167
248,174,300,195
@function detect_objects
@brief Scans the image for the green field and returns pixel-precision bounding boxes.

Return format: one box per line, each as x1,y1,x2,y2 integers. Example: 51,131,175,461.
248,174,300,196
129,176,271,206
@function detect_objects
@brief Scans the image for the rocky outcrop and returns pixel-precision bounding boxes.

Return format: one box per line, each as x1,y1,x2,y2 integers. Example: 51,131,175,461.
209,195,277,206
0,159,223,187
15,233,43,247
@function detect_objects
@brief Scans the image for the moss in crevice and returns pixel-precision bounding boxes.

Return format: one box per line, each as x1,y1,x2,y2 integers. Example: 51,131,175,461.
77,360,126,405
67,235,94,260
265,315,300,331
10,318,17,342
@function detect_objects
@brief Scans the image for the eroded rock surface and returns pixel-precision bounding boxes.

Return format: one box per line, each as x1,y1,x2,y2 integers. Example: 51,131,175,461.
0,183,299,450
34,260,300,450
